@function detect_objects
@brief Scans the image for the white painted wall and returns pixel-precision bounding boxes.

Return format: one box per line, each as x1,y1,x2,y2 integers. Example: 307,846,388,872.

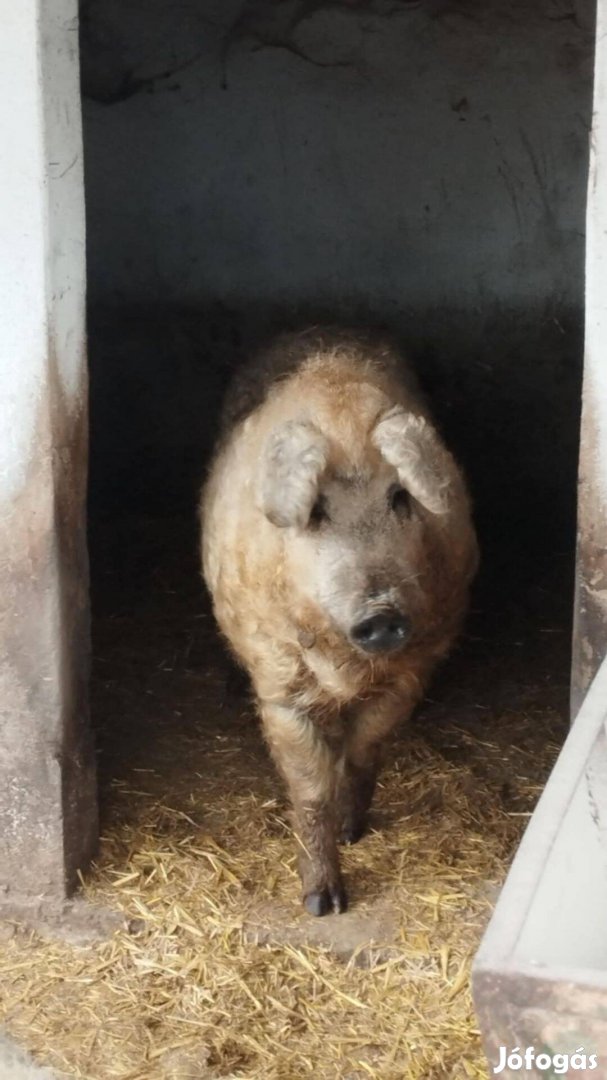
572,0,607,708
584,0,607,495
0,0,85,497
0,3,52,500
0,0,96,901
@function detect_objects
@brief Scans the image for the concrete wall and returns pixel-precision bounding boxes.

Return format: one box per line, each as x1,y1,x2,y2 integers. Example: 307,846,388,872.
80,0,594,550
0,0,97,905
573,0,607,711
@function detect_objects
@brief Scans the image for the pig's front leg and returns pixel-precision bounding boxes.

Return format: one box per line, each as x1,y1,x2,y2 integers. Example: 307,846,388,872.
336,754,380,845
261,703,347,916
338,693,415,844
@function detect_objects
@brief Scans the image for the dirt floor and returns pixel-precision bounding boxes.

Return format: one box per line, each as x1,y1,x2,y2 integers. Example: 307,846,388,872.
0,514,572,1080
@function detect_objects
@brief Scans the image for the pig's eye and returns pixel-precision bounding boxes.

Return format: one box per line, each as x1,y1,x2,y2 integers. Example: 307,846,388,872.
389,485,411,515
309,495,329,528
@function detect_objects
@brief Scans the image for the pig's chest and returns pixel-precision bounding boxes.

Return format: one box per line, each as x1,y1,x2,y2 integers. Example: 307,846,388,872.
301,648,356,701
292,642,392,718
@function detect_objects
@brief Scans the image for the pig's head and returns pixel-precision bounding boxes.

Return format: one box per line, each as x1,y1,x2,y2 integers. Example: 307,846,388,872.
258,409,475,656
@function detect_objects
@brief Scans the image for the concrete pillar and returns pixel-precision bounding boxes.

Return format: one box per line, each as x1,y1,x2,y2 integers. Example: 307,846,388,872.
572,0,607,718
0,1,97,905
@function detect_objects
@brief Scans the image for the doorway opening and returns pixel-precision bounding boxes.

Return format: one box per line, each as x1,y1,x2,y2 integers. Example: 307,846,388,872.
3,2,596,1075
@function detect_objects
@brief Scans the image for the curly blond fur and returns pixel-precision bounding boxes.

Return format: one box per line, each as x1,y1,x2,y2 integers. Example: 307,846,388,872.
201,329,478,915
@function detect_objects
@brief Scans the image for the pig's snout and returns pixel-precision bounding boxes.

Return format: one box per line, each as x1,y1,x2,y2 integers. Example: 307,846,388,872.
349,608,411,654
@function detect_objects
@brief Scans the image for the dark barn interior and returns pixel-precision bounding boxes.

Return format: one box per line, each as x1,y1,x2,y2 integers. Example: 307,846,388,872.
0,2,596,1077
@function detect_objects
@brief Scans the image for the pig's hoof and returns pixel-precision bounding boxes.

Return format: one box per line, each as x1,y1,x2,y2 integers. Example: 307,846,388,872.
303,884,348,917
339,820,365,845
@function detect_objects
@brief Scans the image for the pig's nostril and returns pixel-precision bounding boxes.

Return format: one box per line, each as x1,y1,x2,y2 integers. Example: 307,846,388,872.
354,621,374,643
350,611,411,654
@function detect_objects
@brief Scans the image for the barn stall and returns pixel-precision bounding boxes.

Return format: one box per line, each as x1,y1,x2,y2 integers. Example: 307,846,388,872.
0,0,601,1077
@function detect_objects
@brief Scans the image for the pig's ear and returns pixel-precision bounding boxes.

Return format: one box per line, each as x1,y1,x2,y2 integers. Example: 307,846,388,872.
259,420,329,528
372,407,458,515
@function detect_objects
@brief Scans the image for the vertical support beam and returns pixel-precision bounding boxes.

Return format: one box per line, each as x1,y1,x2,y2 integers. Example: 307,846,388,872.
572,0,607,718
0,1,97,904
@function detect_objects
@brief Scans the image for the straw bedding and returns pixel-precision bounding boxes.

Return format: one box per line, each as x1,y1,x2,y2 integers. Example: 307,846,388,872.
0,517,569,1080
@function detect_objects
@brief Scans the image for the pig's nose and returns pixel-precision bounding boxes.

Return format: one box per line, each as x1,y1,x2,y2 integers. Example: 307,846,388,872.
350,610,411,654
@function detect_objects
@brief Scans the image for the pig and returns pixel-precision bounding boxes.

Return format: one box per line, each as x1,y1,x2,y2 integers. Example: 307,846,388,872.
200,328,478,916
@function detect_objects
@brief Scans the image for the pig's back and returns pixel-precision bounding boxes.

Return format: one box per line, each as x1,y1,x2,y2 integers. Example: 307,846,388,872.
218,327,422,437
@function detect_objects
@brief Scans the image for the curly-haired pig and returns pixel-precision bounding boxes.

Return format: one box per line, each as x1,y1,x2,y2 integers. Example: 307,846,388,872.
200,328,478,916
